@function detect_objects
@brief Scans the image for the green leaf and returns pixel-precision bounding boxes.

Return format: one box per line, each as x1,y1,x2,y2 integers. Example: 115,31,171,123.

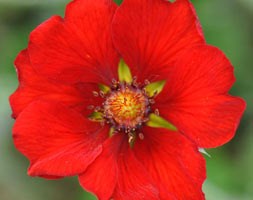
98,83,110,94
146,113,177,131
81,190,97,200
118,59,133,84
88,112,104,121
144,80,166,97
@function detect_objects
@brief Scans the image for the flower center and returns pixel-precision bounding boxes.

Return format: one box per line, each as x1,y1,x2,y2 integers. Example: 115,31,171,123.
87,60,177,147
104,85,149,131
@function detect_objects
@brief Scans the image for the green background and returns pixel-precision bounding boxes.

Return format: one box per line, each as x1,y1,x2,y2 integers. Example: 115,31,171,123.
0,0,252,199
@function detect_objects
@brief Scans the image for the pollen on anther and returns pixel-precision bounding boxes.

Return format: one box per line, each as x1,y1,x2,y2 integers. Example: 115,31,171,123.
154,109,160,116
87,105,94,110
149,99,155,104
143,117,149,123
92,91,99,97
138,133,144,140
100,121,105,126
144,79,150,85
128,132,135,143
94,106,101,112
99,91,105,98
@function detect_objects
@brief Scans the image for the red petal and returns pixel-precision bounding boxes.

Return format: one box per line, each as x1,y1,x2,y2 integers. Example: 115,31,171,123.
113,140,160,200
79,134,160,200
28,0,119,85
133,127,206,200
13,101,109,177
156,45,246,147
112,0,204,82
10,50,102,119
78,135,121,200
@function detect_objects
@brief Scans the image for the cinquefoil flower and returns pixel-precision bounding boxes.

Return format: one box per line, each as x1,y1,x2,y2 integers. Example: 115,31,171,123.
10,0,246,199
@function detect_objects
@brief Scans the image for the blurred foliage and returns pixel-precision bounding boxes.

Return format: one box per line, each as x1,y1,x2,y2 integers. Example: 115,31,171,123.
114,0,122,5
0,0,252,200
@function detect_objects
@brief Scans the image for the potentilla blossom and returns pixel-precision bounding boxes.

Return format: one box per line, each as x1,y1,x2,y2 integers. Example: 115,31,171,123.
10,0,246,199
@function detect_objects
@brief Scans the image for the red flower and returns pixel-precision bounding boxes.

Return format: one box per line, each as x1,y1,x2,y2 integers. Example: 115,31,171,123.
10,0,245,199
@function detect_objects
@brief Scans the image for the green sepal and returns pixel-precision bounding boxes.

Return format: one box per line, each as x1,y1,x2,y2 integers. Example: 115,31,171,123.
118,59,133,84
88,112,104,122
98,83,111,94
146,113,177,131
144,80,166,97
